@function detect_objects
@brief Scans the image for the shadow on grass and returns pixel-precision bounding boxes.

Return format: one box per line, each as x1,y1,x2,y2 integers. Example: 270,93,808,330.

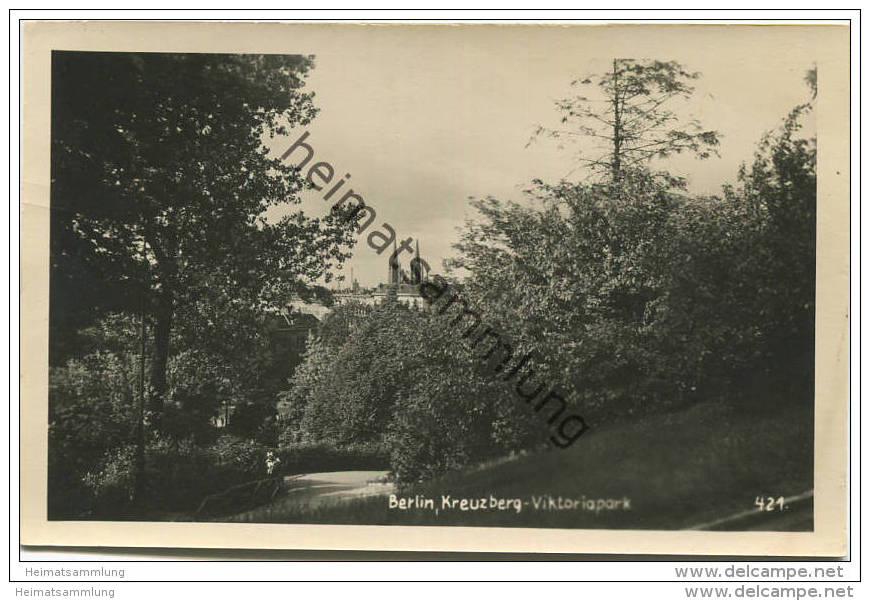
221,400,813,531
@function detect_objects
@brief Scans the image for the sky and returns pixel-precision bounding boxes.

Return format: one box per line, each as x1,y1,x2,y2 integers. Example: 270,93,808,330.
269,25,834,288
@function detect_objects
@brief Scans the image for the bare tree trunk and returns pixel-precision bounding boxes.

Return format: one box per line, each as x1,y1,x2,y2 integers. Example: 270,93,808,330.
133,255,148,513
133,309,147,510
142,220,177,431
611,59,622,184
148,290,172,428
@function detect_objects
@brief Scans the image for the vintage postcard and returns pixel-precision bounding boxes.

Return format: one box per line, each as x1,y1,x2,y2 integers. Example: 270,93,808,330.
19,21,850,555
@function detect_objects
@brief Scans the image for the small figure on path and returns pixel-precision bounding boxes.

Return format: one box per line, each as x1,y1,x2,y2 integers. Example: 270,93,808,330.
265,451,281,476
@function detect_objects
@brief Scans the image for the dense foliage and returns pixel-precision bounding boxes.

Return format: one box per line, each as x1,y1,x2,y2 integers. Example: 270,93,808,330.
48,52,357,518
279,296,548,481
285,72,816,482
50,51,356,416
50,56,817,515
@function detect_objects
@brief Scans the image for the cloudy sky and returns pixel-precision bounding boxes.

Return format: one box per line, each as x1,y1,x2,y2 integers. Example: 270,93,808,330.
273,24,837,287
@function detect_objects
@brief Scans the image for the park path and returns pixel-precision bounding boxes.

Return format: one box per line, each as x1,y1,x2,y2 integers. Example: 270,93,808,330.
280,470,395,508
226,470,394,521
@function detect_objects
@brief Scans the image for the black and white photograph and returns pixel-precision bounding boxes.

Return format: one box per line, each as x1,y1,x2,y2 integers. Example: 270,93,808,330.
19,20,850,556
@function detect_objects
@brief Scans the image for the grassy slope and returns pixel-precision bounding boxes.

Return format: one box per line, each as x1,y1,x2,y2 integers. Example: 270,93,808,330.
229,400,813,530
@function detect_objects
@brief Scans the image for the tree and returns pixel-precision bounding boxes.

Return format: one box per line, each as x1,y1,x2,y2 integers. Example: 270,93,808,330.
440,59,723,421
722,74,816,403
448,174,679,422
534,59,720,186
51,52,358,425
280,296,544,478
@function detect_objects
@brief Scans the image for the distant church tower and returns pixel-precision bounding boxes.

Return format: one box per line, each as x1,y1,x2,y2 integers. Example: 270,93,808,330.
386,238,428,287
411,239,429,284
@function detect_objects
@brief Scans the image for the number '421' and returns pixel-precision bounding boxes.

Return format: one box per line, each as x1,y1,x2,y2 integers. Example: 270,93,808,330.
755,496,786,511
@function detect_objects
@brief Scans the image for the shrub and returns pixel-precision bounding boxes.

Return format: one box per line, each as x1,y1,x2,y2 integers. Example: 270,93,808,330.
81,445,138,518
77,434,272,517
48,348,138,519
144,435,270,511
276,441,390,475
